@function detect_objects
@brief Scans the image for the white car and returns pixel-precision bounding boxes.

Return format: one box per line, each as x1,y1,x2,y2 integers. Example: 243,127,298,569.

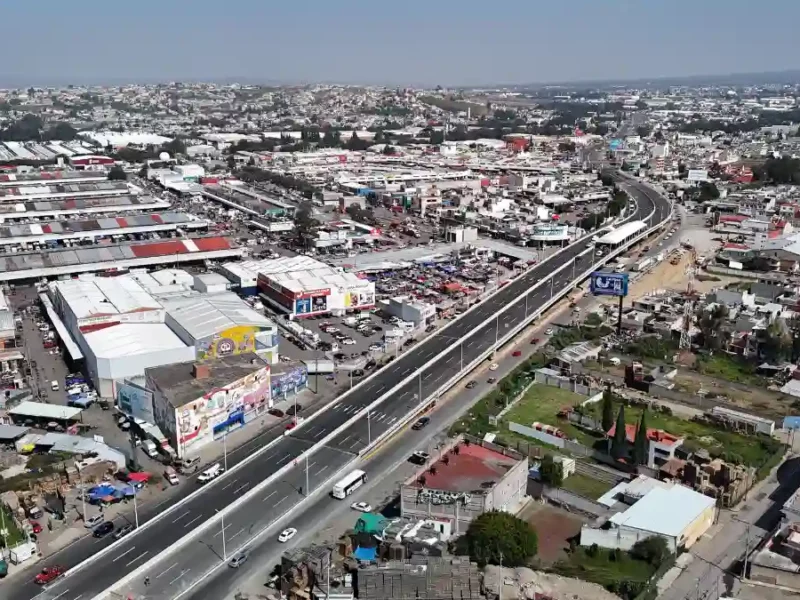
84,514,104,529
198,464,223,483
278,527,298,543
351,501,372,513
545,328,554,335
342,338,357,345
489,363,499,371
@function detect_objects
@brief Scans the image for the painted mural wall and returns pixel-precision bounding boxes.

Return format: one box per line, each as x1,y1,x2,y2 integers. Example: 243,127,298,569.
196,325,278,360
177,366,271,455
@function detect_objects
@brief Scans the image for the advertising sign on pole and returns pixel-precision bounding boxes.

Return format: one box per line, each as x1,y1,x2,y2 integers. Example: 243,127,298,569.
590,272,629,298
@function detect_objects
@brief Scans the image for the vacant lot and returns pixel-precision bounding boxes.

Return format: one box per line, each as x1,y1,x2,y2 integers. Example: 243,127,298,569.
561,473,614,500
550,546,656,598
501,384,601,447
519,502,586,566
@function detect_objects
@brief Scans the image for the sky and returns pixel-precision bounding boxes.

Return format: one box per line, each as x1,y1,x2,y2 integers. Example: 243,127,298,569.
1,0,798,88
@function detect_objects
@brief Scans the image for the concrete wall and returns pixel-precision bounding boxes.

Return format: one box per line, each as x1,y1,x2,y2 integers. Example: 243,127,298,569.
580,524,678,554
509,421,566,448
680,504,717,549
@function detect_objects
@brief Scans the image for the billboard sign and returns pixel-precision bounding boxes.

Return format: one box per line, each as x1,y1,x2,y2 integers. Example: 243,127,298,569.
687,169,709,183
590,272,629,297
531,224,570,241
783,416,800,430
117,381,155,423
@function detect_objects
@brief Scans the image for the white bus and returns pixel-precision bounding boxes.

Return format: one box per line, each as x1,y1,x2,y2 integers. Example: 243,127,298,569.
331,469,367,499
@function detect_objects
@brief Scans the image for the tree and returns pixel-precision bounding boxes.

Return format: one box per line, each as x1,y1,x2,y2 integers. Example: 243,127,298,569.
610,404,627,460
382,144,396,156
107,166,127,181
601,386,615,432
43,122,78,141
294,201,317,247
635,125,651,138
762,319,792,362
630,536,671,566
633,410,648,466
162,137,186,156
456,511,537,567
539,454,563,487
345,204,366,222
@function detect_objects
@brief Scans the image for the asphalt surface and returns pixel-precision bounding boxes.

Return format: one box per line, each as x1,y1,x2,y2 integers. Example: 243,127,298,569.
15,178,670,600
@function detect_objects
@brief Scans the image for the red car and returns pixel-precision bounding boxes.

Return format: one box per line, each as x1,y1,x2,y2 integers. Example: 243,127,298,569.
30,521,42,534
285,420,297,431
530,338,540,345
512,350,522,357
34,566,64,584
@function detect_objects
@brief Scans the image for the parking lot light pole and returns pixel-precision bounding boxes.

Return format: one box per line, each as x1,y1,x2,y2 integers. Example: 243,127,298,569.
367,410,371,445
550,276,554,299
223,430,228,472
494,316,500,346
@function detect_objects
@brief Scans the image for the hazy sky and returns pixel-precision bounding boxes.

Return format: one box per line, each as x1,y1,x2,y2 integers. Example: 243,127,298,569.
2,0,797,87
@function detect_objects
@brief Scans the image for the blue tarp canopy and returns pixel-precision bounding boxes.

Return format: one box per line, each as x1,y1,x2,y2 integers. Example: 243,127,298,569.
115,485,135,497
88,484,115,497
352,546,377,561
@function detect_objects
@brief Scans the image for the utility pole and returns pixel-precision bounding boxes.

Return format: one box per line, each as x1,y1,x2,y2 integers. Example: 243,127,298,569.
305,453,309,497
742,522,752,580
367,410,371,445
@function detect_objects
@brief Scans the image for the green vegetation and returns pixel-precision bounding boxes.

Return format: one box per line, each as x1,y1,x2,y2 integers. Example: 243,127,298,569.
456,511,538,568
501,384,601,447
419,95,488,116
539,454,564,487
449,354,547,439
0,504,25,549
551,544,657,600
695,353,764,386
614,400,782,469
560,473,613,500
623,335,677,360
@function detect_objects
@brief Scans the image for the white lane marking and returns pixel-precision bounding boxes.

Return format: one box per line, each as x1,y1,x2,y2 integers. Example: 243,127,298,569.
387,417,398,425
277,453,291,463
213,522,232,538
262,490,277,503
169,568,190,586
49,591,69,600
349,439,360,449
339,434,352,446
229,527,246,540
314,427,328,438
126,551,149,567
274,496,287,507
375,385,385,394
171,510,191,523
234,482,249,495
222,478,238,490
401,368,411,376
72,594,84,600
315,465,329,476
184,514,203,528
112,547,135,562
156,562,179,579
423,372,432,380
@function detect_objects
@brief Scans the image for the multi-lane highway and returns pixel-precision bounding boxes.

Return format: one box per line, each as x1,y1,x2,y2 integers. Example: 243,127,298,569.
16,178,670,600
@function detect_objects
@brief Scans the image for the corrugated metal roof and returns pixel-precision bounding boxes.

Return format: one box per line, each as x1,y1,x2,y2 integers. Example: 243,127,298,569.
609,485,715,537
163,292,275,341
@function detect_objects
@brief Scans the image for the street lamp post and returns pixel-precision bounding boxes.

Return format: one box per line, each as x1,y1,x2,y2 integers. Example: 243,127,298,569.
216,509,227,561
223,430,228,472
132,483,139,528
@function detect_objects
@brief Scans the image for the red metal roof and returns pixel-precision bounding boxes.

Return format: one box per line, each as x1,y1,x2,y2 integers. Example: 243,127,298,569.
723,242,749,250
130,240,186,259
116,217,128,228
41,224,52,234
191,237,231,252
151,214,163,224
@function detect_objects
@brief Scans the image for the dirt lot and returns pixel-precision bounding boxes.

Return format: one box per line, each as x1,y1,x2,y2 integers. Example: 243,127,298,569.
519,501,586,566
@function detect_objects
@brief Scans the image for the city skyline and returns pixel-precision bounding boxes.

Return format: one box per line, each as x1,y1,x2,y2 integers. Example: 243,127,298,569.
0,0,797,88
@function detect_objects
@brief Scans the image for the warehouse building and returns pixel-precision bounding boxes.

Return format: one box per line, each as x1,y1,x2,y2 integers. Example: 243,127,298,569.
47,271,278,397
162,292,279,362
0,181,129,203
581,478,716,553
253,255,376,318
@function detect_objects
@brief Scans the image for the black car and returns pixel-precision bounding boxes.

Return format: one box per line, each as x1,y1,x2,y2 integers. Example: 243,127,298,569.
466,380,477,389
268,408,285,418
487,377,497,384
113,524,134,539
411,417,430,431
408,451,430,465
286,404,303,416
93,521,115,538
352,369,365,377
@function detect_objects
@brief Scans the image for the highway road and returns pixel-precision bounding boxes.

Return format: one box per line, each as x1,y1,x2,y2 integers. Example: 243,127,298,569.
15,178,670,600
124,314,567,600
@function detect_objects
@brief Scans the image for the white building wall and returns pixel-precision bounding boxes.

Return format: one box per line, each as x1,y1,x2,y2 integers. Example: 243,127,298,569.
580,525,678,554
484,457,528,512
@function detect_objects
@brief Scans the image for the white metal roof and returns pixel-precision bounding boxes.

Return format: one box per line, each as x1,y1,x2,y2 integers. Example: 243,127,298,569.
10,401,83,421
609,485,715,538
84,323,187,358
162,292,275,340
597,220,647,245
55,275,162,318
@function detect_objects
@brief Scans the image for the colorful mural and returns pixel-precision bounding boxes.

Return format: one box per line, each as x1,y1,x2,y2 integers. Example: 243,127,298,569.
177,366,271,453
196,325,277,360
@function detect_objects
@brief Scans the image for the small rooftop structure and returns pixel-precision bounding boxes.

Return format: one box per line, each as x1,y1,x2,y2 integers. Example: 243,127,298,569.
146,353,270,408
9,401,82,422
407,442,518,493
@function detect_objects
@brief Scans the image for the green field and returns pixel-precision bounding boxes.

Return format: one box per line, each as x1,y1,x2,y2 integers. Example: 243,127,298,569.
551,547,655,599
696,354,764,386
561,473,614,500
0,504,25,548
501,384,602,447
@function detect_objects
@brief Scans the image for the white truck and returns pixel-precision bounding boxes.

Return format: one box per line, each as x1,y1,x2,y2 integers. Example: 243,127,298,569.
142,440,159,458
